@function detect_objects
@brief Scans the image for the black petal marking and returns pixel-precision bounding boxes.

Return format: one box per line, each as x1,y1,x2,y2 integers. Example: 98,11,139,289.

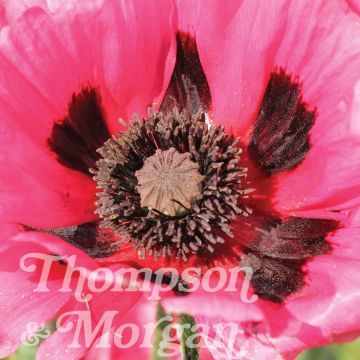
248,69,315,175
240,217,339,303
139,271,190,297
48,87,110,175
24,222,120,258
160,31,211,115
241,253,304,303
49,254,68,266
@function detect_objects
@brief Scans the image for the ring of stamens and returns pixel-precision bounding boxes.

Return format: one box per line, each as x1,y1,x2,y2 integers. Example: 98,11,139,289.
92,108,247,261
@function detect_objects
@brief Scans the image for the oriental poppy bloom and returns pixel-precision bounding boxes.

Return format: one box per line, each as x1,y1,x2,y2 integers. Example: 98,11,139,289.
1,0,360,359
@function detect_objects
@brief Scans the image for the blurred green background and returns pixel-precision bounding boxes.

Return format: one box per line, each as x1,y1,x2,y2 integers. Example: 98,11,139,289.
5,336,360,359
296,338,360,360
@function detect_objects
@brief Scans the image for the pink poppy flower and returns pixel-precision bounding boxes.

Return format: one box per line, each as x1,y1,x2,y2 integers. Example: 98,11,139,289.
1,0,360,359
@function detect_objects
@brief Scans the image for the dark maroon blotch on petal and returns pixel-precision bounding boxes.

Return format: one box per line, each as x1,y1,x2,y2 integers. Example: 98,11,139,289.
160,31,211,115
138,270,190,297
241,253,304,303
240,217,340,302
24,222,119,258
48,87,110,175
248,69,315,175
49,254,68,266
58,222,119,258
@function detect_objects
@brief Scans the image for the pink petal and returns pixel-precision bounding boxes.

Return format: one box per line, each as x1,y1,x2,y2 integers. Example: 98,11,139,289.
0,230,76,358
200,347,215,360
282,210,360,346
0,0,47,27
0,0,175,134
272,0,360,211
0,0,176,226
0,228,142,359
85,264,142,325
174,0,289,135
162,275,263,323
346,0,360,15
196,314,285,360
275,138,360,213
38,289,142,360
0,121,98,227
37,300,91,360
176,0,360,211
13,230,100,269
85,296,158,360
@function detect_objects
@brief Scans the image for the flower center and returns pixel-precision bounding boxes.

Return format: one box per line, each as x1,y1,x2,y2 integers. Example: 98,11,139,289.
92,109,248,261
